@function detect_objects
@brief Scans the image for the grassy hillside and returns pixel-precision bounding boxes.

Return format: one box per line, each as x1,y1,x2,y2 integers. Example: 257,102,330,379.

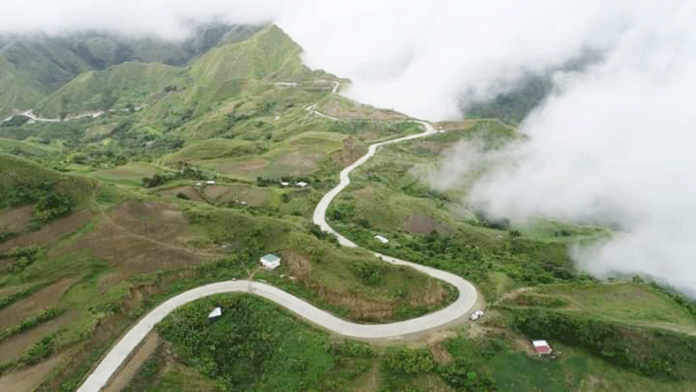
35,62,188,116
0,57,44,118
0,23,260,116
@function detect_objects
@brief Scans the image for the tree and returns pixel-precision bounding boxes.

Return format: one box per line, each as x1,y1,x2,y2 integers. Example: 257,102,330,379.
34,194,73,222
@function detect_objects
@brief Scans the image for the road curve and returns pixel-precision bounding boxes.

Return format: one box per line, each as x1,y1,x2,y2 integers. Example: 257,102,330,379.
78,95,478,392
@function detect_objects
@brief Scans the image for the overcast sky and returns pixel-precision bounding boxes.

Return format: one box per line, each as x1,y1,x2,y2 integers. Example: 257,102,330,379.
2,1,696,294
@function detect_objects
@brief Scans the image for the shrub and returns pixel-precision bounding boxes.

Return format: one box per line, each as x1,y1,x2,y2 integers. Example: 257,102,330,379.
383,347,435,375
34,193,73,222
349,260,384,285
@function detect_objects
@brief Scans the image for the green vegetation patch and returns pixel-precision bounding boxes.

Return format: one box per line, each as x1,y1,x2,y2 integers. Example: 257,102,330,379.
514,282,696,329
155,294,376,391
90,162,168,186
511,307,696,380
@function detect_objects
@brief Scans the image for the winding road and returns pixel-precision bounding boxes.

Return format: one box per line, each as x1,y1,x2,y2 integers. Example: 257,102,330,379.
77,84,478,392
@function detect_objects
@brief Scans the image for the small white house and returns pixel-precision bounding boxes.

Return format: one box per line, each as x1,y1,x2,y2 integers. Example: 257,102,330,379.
295,181,308,187
260,254,281,270
195,181,203,187
206,180,217,185
280,181,290,186
208,307,222,322
374,235,389,244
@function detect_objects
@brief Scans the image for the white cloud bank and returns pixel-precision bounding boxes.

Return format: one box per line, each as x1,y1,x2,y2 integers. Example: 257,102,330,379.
1,1,695,292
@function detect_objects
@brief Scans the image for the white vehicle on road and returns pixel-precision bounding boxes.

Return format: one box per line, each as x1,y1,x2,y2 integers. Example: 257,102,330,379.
470,310,484,321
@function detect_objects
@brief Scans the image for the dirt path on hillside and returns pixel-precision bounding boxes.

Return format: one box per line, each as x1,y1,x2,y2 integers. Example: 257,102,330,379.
0,353,66,392
0,278,75,330
104,332,161,392
0,310,76,363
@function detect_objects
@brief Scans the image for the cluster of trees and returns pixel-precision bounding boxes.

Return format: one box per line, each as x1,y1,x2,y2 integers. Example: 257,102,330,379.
33,193,74,223
141,166,213,188
307,223,339,246
2,179,54,209
383,346,497,391
512,308,696,380
349,259,385,285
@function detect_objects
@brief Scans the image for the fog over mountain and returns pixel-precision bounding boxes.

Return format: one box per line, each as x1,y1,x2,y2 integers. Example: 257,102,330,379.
3,1,696,293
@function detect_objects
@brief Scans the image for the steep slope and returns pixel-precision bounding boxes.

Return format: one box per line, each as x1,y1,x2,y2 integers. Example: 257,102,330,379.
0,23,260,116
35,62,188,116
0,57,44,118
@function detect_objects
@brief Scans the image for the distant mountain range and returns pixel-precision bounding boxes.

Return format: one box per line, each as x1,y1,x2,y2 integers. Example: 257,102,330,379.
0,23,261,118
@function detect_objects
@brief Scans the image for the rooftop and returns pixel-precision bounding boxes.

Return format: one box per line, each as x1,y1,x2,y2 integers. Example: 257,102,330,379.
261,254,280,263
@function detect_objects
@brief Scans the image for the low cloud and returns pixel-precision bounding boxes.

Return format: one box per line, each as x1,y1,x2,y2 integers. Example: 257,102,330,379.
431,1,696,294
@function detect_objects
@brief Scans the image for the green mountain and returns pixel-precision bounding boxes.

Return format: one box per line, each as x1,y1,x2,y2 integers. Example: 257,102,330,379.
0,23,260,117
35,62,188,116
33,25,318,120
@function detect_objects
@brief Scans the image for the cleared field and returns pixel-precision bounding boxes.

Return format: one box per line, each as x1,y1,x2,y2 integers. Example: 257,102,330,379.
201,131,346,180
0,138,60,157
203,184,273,207
90,162,167,186
511,282,696,330
161,139,267,164
315,95,408,121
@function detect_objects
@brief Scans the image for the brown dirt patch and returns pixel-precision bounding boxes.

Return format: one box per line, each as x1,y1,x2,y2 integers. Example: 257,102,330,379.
351,361,381,391
211,158,268,179
0,353,66,392
282,252,313,280
97,272,129,294
104,332,160,392
354,187,374,201
402,212,453,235
0,209,94,251
158,186,204,202
332,137,368,167
276,152,325,175
433,120,478,131
429,342,453,365
282,252,450,322
65,201,209,276
0,283,32,297
0,310,76,363
315,277,446,322
0,206,33,233
0,278,75,330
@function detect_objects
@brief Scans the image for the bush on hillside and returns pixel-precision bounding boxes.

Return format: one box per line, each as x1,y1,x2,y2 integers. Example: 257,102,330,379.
34,193,74,222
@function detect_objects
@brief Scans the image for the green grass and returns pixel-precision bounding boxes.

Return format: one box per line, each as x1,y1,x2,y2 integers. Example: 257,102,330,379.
514,282,696,330
150,294,376,391
199,131,346,180
488,351,586,392
0,138,61,158
35,62,188,117
160,139,267,164
185,206,453,322
90,162,169,186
